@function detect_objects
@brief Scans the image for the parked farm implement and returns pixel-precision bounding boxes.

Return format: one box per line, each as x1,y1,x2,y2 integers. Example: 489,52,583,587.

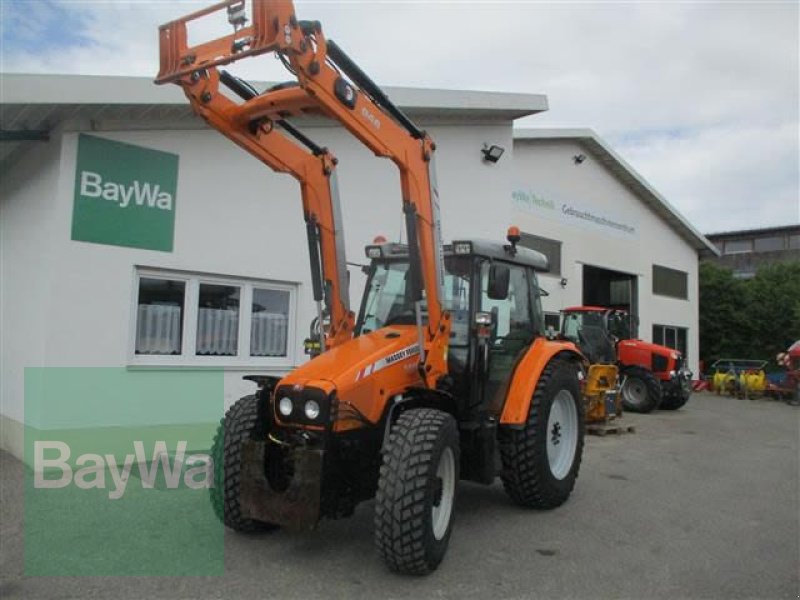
710,359,768,399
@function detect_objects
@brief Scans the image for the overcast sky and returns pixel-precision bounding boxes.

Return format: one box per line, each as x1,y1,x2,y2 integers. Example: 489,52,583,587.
1,0,797,234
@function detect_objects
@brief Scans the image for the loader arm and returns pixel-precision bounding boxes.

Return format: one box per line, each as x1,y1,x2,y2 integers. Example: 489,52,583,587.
170,67,353,350
156,0,450,387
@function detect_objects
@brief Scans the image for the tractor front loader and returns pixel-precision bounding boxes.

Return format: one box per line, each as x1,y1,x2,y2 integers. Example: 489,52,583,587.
157,0,587,574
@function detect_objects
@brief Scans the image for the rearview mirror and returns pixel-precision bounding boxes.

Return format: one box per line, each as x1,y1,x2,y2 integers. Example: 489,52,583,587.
487,263,510,300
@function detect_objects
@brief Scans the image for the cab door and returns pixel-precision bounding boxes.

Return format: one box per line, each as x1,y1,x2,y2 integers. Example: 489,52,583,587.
479,262,536,410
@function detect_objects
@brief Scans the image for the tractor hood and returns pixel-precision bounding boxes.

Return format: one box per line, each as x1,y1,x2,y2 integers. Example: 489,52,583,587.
275,326,424,429
618,339,680,360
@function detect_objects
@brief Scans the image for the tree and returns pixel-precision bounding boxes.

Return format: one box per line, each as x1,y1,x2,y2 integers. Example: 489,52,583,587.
746,262,800,361
699,260,800,371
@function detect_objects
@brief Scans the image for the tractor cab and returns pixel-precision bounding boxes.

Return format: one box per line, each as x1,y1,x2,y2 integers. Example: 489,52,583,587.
560,306,630,364
358,235,550,425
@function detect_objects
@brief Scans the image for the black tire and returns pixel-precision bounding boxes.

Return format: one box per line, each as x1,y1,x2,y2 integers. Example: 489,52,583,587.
620,366,662,413
374,408,460,575
210,394,278,533
499,359,584,509
660,390,691,410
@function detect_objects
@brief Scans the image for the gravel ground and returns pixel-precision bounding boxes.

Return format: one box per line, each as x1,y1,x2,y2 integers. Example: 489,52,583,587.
1,391,798,599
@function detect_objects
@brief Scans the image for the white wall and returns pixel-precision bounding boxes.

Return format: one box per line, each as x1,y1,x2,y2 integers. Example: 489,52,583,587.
0,119,513,456
1,136,63,435
512,139,700,374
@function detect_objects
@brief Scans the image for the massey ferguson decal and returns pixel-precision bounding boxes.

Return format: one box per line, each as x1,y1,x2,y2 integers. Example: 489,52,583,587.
355,344,420,381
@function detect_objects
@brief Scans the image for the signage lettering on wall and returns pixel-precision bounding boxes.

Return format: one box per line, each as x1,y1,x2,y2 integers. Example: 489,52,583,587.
512,188,637,238
71,134,179,251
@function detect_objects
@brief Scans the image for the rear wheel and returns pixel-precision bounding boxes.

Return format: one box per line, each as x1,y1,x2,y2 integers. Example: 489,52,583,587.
374,408,460,575
660,394,690,410
620,367,662,413
499,359,584,509
210,395,278,533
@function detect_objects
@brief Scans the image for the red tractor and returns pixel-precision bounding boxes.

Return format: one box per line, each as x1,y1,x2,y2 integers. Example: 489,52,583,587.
560,306,692,413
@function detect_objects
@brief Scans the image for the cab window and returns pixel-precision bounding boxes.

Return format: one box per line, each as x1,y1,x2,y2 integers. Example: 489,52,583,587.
480,262,534,341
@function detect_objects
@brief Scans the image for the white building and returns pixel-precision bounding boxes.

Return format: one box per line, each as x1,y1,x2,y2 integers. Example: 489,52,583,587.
0,74,715,458
512,129,716,367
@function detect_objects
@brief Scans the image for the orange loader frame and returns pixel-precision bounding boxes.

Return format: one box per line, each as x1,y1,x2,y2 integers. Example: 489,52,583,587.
155,0,450,386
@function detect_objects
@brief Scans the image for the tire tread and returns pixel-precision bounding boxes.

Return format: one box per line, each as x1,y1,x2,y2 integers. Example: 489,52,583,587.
374,408,458,575
499,360,584,509
210,394,276,532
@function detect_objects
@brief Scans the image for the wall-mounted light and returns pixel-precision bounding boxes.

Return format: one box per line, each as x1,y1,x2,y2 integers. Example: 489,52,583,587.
560,277,568,288
481,143,505,164
573,154,586,165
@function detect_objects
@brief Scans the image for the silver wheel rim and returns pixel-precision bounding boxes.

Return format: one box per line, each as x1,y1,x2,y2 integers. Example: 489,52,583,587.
622,377,648,407
432,447,455,541
547,390,578,480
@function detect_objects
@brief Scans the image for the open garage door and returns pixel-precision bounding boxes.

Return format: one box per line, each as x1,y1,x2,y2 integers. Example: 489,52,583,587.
582,264,638,334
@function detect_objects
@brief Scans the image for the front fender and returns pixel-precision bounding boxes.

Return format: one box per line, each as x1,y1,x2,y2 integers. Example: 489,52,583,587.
499,338,584,425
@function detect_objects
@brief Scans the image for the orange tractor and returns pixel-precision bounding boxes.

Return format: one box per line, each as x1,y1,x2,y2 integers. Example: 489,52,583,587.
157,0,587,574
561,306,692,412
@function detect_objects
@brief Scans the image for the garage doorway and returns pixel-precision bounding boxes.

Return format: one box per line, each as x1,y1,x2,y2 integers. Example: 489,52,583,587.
582,264,638,334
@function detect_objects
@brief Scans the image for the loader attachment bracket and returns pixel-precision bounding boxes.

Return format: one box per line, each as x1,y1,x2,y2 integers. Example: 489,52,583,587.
156,0,297,84
239,439,323,531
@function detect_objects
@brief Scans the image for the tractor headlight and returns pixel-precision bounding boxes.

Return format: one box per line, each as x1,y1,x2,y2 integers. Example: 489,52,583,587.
304,400,321,420
274,385,330,424
278,396,294,416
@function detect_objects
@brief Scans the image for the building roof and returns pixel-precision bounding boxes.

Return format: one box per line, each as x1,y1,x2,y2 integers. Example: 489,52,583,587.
0,73,548,170
704,224,800,240
514,128,719,256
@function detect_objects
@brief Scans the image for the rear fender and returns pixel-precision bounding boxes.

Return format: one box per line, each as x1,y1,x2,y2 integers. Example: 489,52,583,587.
499,338,583,425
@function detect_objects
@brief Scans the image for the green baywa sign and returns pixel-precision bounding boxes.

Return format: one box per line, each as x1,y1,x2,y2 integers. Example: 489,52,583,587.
71,134,179,251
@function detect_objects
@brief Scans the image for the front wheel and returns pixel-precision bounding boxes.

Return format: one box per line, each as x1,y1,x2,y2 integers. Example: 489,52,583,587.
210,395,278,533
499,359,584,509
620,366,662,413
374,408,460,575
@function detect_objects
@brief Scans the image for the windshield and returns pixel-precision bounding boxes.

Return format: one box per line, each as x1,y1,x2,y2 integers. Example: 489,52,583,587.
562,311,604,342
562,310,631,341
607,312,631,339
359,257,472,346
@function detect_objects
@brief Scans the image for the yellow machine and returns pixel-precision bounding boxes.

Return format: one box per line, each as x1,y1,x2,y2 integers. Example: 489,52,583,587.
711,359,767,398
582,363,635,435
584,364,620,424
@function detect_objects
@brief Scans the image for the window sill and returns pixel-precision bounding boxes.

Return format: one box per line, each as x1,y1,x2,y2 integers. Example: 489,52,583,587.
127,359,298,373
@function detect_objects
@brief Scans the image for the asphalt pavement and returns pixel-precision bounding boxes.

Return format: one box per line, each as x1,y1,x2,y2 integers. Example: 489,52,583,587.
1,392,798,599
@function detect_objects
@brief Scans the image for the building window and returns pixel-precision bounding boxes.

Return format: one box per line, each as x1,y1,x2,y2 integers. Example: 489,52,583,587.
653,324,688,361
723,239,752,254
197,284,241,356
519,232,562,276
136,278,185,355
652,265,688,300
251,288,290,357
753,236,785,252
133,269,294,365
789,235,800,250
